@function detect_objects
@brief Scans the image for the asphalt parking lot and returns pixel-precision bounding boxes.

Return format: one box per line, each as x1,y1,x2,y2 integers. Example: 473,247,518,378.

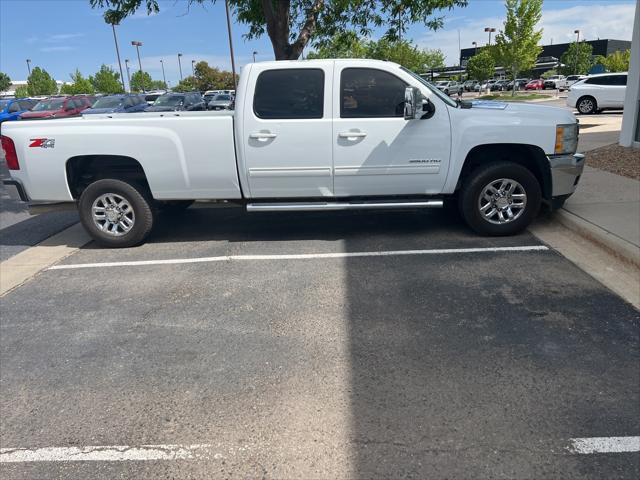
1,206,639,479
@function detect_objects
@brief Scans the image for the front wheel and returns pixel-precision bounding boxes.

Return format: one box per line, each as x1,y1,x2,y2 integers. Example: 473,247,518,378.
577,96,597,114
459,162,541,236
78,178,155,247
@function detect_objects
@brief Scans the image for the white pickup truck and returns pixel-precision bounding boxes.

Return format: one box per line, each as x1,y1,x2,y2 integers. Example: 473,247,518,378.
1,59,584,247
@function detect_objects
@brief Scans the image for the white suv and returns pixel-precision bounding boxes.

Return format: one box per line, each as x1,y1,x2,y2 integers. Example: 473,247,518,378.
566,72,628,114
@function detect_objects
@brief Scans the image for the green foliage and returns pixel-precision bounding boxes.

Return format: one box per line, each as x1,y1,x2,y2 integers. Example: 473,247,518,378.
61,70,95,94
89,0,467,60
594,49,631,73
150,80,167,90
493,0,543,95
560,42,593,75
91,64,124,93
541,69,557,79
308,33,445,72
190,61,236,91
0,72,11,92
466,49,495,83
129,70,154,92
173,76,198,93
14,85,29,98
27,66,58,96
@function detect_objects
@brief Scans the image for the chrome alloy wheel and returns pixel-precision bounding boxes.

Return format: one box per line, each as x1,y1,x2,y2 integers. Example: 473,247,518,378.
478,178,527,224
92,193,135,236
578,97,594,113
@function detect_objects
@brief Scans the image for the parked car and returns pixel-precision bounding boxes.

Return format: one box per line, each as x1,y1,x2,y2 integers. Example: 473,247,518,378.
475,80,497,92
2,59,584,247
556,75,587,91
144,92,164,106
491,80,510,92
462,80,478,92
566,72,627,114
145,92,207,112
82,94,147,115
435,81,463,96
19,96,93,120
0,98,38,124
506,78,529,91
208,94,234,110
525,79,544,90
543,75,566,89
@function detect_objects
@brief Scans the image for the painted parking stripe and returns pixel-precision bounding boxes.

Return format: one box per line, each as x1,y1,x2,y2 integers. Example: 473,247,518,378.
569,436,640,454
0,444,215,463
49,245,550,270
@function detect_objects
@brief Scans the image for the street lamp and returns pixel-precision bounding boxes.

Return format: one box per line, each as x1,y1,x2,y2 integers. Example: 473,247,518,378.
107,20,126,92
26,59,31,76
131,40,145,92
177,53,183,80
252,51,258,63
224,0,238,90
472,42,477,55
160,59,166,89
125,59,131,92
484,27,496,46
573,29,581,75
191,60,196,77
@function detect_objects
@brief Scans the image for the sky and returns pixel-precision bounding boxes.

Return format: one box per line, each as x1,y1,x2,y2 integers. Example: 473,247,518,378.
0,0,636,86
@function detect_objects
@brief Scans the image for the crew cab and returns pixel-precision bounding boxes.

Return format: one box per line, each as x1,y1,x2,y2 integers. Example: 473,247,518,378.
1,59,584,247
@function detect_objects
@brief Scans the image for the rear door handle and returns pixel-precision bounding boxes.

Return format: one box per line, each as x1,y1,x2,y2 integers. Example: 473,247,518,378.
338,131,367,139
250,132,277,140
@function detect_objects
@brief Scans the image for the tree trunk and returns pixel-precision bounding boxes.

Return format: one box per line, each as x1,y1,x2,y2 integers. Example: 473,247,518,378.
262,0,324,60
512,69,518,97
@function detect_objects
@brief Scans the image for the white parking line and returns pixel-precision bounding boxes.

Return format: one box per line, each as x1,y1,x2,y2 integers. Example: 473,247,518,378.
569,436,640,454
49,245,550,270
0,444,215,463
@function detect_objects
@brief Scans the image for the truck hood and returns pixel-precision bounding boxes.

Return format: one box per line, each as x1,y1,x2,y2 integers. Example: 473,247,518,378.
466,100,576,123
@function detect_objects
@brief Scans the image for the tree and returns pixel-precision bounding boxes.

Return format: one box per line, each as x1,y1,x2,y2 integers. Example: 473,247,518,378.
190,61,236,91
173,77,198,93
560,42,593,75
89,0,467,60
150,80,167,90
493,0,543,95
60,69,95,94
14,85,29,98
0,72,11,93
594,49,631,73
466,49,495,86
27,67,58,96
129,70,153,92
92,64,124,93
308,34,445,72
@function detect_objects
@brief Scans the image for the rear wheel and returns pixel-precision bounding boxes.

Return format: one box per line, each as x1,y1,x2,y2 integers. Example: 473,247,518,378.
78,178,155,247
459,161,541,236
577,95,597,114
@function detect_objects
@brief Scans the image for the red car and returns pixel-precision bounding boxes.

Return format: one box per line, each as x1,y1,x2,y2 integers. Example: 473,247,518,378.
19,96,93,120
524,79,544,90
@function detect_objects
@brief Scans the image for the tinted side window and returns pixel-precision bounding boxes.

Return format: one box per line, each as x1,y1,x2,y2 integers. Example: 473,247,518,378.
341,68,407,118
587,76,613,85
254,69,324,119
612,75,627,86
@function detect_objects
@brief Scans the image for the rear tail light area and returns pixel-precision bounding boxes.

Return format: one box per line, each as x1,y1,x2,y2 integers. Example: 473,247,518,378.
1,135,19,170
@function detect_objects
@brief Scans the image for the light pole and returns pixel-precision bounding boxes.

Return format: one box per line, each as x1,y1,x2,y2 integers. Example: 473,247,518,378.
131,40,145,92
224,0,238,90
160,59,166,89
572,29,581,75
484,27,496,46
472,42,477,55
125,59,132,92
177,53,183,80
26,59,31,76
108,21,126,92
191,60,196,77
252,51,258,63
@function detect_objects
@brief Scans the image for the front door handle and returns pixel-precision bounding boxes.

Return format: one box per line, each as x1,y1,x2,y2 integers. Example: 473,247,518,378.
250,132,277,141
338,131,367,139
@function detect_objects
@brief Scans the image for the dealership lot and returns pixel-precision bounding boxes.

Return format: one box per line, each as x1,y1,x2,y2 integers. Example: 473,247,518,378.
1,206,638,479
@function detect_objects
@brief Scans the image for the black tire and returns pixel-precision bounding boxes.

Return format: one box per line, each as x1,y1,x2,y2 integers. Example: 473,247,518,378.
459,161,541,236
157,200,194,213
78,178,155,248
577,95,597,114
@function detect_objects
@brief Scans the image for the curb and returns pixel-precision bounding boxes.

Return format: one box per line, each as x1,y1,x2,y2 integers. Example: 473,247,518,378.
554,208,640,269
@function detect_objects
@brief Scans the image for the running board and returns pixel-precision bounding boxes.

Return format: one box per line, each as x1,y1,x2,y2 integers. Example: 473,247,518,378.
246,200,443,212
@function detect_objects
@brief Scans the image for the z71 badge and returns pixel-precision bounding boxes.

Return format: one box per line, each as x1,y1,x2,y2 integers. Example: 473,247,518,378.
29,138,55,148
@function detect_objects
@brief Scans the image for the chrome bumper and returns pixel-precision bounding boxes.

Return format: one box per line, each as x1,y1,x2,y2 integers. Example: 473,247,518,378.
548,153,585,197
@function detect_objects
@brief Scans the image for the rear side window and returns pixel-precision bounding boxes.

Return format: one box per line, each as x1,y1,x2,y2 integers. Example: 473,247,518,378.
586,76,614,85
254,69,324,119
611,75,627,86
340,68,407,118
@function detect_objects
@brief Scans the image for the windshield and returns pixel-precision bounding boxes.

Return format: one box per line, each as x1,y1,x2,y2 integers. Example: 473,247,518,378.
0,100,9,110
213,95,231,101
154,95,183,106
91,97,123,109
400,67,458,108
33,98,65,111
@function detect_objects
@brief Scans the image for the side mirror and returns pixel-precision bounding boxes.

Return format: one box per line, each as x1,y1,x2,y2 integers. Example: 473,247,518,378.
404,87,418,120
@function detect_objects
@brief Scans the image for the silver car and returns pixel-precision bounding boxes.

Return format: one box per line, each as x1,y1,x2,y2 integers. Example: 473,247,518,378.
207,94,234,111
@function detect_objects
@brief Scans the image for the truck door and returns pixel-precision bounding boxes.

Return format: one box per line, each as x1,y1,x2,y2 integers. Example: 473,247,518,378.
241,65,334,198
332,66,451,197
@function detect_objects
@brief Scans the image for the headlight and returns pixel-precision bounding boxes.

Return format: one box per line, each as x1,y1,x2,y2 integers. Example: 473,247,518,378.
555,123,578,155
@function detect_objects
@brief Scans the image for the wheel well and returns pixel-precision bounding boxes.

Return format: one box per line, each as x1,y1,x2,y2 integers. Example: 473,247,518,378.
457,144,551,200
66,155,150,199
